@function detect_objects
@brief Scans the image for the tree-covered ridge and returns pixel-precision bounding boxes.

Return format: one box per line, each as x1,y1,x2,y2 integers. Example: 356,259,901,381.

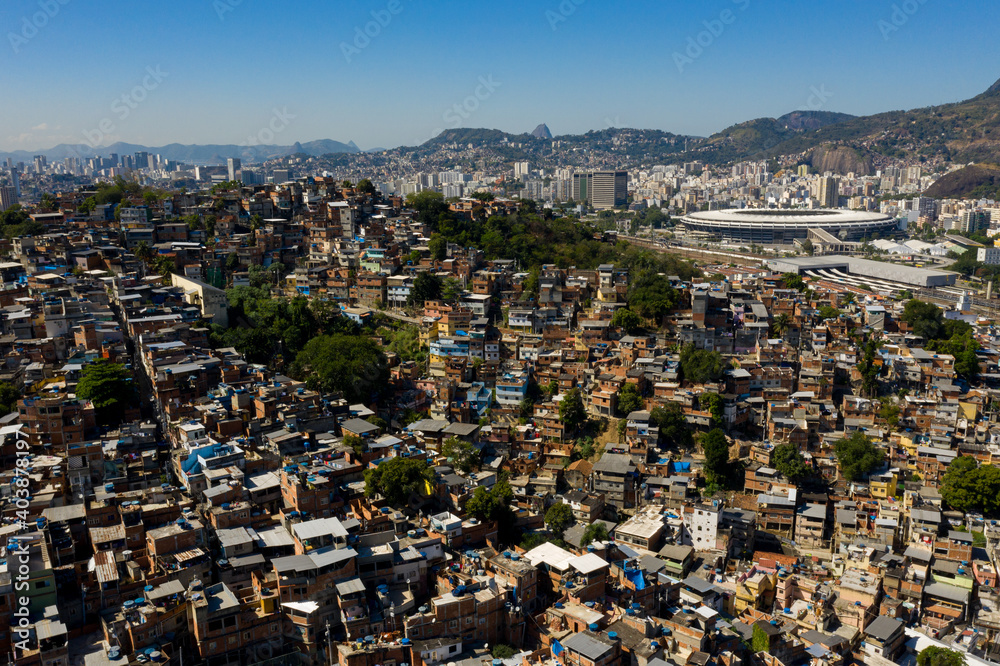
399,78,1000,168
406,191,701,279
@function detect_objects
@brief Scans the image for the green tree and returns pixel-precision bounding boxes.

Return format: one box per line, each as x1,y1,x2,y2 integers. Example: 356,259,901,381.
522,267,540,301
627,273,678,321
442,436,481,474
364,457,434,506
544,502,574,540
701,429,730,485
771,313,791,338
679,344,723,384
408,271,442,306
941,456,1000,515
559,388,586,434
134,240,154,263
292,334,389,403
519,398,535,419
75,360,138,426
344,433,365,456
902,299,944,340
520,531,549,550
466,476,515,523
611,308,643,334
617,383,644,416
0,382,21,416
878,397,901,429
699,392,723,427
575,437,596,460
225,252,241,272
916,646,965,666
856,334,882,398
38,192,58,212
365,415,388,431
441,277,464,302
406,191,448,224
580,522,609,546
428,233,448,261
782,273,805,291
817,305,841,320
1,204,45,238
751,623,771,653
356,178,376,195
772,443,810,481
650,403,693,448
834,431,884,482
491,646,517,660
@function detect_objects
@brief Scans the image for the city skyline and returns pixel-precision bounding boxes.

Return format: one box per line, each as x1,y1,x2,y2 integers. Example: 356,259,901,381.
2,0,999,152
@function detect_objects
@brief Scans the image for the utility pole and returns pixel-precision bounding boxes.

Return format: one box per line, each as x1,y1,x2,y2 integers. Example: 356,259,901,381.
326,619,333,666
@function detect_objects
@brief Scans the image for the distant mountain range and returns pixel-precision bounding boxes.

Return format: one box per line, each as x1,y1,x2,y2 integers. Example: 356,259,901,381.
8,77,1000,174
0,138,362,165
397,77,1000,174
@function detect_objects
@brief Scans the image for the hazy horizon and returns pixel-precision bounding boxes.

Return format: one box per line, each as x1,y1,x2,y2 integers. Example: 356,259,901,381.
2,0,998,153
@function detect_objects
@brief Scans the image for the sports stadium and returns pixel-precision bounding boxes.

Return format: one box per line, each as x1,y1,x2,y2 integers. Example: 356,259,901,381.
679,209,898,244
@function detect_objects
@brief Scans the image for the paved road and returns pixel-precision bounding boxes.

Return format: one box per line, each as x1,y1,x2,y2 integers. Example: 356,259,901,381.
381,309,423,325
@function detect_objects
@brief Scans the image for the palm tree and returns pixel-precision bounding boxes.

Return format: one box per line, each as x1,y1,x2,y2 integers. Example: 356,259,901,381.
134,241,154,263
772,313,791,338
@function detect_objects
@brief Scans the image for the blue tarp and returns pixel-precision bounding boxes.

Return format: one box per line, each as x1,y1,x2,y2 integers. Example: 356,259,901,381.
551,641,563,656
625,568,645,590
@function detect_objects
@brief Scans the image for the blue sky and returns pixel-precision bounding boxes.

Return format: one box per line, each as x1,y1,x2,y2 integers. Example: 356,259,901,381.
2,0,998,152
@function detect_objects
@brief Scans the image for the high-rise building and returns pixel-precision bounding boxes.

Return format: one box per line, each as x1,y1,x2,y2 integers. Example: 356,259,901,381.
11,169,20,197
0,185,17,212
960,209,990,234
572,173,592,204
914,197,938,221
227,158,241,182
797,165,809,177
134,151,149,170
241,168,261,185
272,168,291,183
819,176,839,208
591,170,627,210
